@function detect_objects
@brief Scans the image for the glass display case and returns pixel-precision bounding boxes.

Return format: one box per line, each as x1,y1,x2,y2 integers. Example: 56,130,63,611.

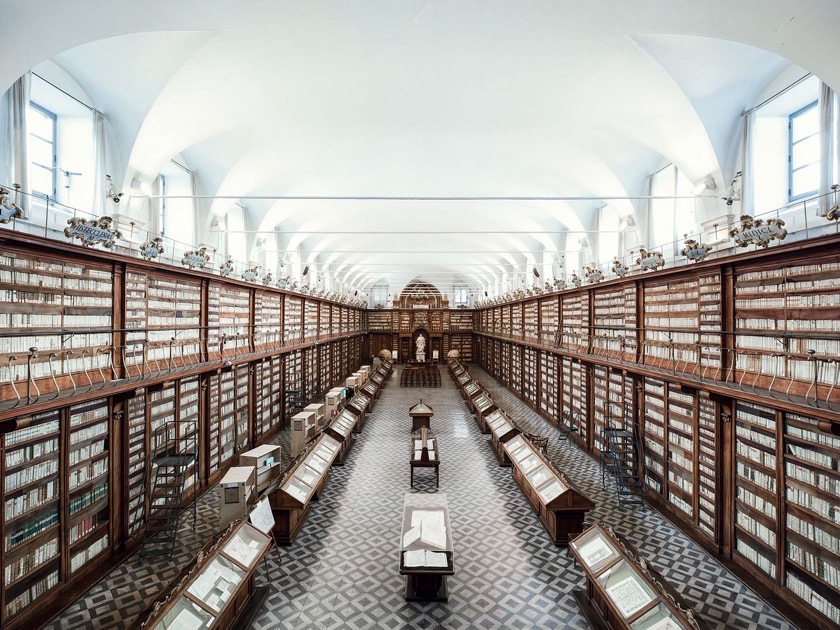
136,521,272,630
485,410,521,466
268,433,341,543
503,436,594,545
398,493,454,601
471,392,497,434
326,409,358,465
569,524,708,630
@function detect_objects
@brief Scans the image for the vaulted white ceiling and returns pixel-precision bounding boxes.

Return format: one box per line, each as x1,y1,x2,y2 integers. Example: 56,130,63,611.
3,0,838,299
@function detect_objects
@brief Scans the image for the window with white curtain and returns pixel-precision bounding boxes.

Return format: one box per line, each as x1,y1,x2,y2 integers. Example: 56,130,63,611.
159,160,195,247
598,206,621,263
649,164,696,258
371,284,388,306
453,285,470,306
226,204,247,262
789,100,819,200
27,102,56,199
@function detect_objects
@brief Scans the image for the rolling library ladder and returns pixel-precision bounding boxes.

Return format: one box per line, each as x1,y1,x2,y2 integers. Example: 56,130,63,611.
601,422,645,510
139,420,198,559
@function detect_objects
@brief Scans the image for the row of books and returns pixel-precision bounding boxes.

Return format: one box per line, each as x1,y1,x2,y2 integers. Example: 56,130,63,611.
4,569,59,619
4,536,58,584
5,479,58,521
69,533,109,574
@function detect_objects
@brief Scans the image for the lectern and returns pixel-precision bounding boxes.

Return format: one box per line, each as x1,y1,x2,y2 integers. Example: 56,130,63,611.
409,400,434,431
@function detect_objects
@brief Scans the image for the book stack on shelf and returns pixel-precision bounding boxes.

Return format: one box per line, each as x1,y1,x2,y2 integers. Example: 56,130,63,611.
450,310,471,332
318,345,332,393
319,302,331,339
698,273,722,380
524,300,538,344
304,349,318,399
284,297,302,345
592,367,609,453
3,409,62,623
147,275,202,366
539,351,557,419
207,283,221,358
207,373,221,476
367,311,390,332
697,397,717,540
500,306,511,340
178,378,200,494
218,285,251,355
511,303,523,340
735,261,840,402
561,293,590,353
67,399,110,577
399,311,411,333
734,401,778,580
522,347,537,403
0,251,113,396
500,342,510,385
284,351,304,421
149,387,176,457
255,356,283,440
561,357,587,445
592,285,636,360
126,391,147,536
642,378,666,494
255,291,283,350
643,277,700,373
124,270,148,370
666,384,695,521
333,304,343,336
539,297,559,346
219,370,237,466
783,411,840,624
304,300,318,342
511,345,523,396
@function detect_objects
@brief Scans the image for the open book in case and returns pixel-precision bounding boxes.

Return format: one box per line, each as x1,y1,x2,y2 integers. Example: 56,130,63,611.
398,493,453,601
267,433,341,544
503,434,595,545
569,524,710,630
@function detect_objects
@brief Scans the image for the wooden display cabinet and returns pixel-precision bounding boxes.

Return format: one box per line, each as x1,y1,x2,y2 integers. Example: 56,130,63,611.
484,409,521,466
503,435,595,545
345,392,371,431
325,409,358,466
361,381,379,411
131,520,273,630
461,381,480,408
471,391,498,434
266,434,341,544
370,371,385,397
569,524,710,630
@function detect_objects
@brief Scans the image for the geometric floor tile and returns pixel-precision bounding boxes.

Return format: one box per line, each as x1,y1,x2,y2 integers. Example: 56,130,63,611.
48,365,798,629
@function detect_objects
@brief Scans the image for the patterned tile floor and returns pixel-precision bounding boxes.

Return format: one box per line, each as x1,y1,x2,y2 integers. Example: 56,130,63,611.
49,365,796,629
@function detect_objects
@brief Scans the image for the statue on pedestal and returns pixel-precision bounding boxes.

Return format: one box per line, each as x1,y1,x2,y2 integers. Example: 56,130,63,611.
415,334,426,362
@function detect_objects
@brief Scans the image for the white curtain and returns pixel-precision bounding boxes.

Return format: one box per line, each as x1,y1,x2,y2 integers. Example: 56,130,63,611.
91,110,106,214
151,175,162,235
0,74,30,211
741,107,756,217
818,81,837,216
189,169,198,247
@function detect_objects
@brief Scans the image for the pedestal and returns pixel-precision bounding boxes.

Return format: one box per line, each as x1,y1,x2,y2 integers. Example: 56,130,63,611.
416,352,426,362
